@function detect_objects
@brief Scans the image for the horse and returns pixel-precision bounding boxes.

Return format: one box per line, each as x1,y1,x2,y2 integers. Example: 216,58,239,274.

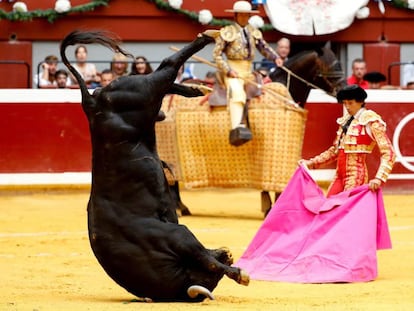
156,44,346,215
270,43,346,106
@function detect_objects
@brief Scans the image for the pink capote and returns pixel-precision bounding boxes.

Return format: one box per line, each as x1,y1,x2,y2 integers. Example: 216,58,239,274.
236,165,391,283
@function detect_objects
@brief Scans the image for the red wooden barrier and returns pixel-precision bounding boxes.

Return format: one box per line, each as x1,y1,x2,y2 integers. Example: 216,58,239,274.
0,89,413,192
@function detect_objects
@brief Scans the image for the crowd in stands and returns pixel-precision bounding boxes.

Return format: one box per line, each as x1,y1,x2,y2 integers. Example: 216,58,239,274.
31,43,414,91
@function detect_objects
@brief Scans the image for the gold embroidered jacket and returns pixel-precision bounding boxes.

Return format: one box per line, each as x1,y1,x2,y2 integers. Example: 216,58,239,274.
309,109,396,182
213,23,279,75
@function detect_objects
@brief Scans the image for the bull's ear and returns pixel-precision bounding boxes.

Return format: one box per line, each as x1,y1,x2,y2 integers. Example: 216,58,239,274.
324,41,331,50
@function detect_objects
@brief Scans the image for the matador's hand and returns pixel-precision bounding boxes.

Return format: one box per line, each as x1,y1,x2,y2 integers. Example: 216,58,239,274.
298,159,313,169
368,178,382,191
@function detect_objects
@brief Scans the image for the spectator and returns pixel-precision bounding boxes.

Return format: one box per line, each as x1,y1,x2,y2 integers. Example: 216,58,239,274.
261,37,290,72
33,55,64,88
363,71,386,89
55,69,69,89
99,69,115,87
203,71,217,87
181,63,197,82
111,52,129,79
347,58,369,89
130,56,153,75
70,45,100,88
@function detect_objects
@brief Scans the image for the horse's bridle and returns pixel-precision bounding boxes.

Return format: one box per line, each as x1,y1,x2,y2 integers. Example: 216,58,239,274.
315,59,346,96
281,58,345,97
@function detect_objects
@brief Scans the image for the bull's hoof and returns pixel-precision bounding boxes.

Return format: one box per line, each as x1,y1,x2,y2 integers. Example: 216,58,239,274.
239,269,250,286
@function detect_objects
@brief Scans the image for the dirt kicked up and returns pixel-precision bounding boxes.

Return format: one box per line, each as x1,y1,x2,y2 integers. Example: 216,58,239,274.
0,188,413,311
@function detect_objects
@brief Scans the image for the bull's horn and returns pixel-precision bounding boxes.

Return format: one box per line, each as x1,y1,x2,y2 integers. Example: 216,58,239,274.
187,285,215,300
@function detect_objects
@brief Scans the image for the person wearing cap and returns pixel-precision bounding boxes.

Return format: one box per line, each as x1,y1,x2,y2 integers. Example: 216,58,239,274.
363,71,386,89
300,84,395,196
213,0,282,146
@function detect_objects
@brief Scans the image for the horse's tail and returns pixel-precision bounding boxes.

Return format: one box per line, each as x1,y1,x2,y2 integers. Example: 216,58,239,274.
59,30,133,104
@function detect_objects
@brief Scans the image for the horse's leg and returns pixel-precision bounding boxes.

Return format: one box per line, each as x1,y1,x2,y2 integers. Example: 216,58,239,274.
274,192,282,203
261,191,272,216
261,191,282,217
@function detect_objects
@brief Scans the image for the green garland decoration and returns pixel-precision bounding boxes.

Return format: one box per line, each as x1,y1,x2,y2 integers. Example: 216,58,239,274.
391,0,414,10
0,0,110,23
146,0,275,31
0,0,275,30
3,0,411,26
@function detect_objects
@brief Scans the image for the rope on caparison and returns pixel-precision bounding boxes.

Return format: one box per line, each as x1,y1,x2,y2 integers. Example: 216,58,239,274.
242,77,298,107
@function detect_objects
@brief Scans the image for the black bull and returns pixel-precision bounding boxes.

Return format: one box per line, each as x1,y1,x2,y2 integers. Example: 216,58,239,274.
60,30,249,302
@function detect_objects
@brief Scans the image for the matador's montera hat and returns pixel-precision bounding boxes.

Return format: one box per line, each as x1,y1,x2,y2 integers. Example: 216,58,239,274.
337,84,367,102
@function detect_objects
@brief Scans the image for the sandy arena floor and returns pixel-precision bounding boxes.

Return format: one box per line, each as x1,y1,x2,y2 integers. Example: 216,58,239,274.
0,188,413,311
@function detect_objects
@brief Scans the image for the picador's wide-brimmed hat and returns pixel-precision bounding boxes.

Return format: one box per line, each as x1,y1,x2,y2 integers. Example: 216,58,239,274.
225,1,259,13
337,84,367,102
363,71,386,83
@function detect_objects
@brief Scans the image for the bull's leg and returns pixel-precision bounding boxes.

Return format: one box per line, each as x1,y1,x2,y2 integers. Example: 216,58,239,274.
156,32,215,83
223,265,250,286
174,226,249,286
208,247,233,266
161,161,191,216
168,83,204,97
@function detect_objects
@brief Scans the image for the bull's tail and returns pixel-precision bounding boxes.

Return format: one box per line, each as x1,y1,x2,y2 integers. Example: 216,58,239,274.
59,30,133,104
